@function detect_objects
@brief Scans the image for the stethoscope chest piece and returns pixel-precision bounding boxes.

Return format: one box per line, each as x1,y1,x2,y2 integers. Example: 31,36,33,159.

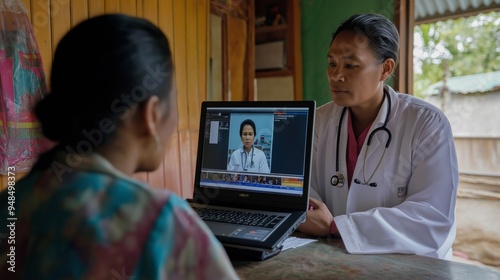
330,172,344,188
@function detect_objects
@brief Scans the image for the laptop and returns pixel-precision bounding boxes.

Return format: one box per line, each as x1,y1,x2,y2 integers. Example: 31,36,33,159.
188,100,316,260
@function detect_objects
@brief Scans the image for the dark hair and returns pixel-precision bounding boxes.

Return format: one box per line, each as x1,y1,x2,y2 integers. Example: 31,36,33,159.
35,14,174,146
239,119,256,136
331,13,399,65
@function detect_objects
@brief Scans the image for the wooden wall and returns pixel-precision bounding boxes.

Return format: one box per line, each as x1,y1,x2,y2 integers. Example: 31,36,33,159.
1,0,209,198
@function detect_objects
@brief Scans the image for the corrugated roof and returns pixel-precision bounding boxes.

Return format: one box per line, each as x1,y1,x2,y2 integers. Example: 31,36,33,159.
424,71,500,95
415,0,500,23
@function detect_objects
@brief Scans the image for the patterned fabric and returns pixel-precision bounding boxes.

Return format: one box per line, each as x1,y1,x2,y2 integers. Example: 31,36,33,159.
1,2,52,173
0,152,239,279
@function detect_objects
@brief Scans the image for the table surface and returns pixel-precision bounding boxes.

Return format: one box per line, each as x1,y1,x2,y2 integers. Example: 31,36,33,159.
232,236,500,280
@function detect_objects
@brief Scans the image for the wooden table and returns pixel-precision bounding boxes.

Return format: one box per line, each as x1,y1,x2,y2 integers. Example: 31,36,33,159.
232,236,500,280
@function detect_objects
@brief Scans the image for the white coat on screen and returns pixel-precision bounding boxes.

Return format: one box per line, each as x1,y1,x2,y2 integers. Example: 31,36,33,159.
227,147,270,173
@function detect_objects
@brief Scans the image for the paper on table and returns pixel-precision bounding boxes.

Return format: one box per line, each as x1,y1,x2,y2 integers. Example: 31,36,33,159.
281,236,318,251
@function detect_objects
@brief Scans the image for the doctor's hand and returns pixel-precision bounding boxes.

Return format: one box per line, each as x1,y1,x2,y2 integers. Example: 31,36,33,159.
297,198,334,237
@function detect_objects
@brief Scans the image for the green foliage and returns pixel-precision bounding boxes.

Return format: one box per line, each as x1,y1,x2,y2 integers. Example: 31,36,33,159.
413,11,500,97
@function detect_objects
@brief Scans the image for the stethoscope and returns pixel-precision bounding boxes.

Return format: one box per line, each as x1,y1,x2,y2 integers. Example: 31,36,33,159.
241,146,255,170
330,89,392,188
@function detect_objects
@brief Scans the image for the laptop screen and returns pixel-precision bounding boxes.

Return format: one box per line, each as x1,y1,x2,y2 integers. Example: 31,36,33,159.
195,102,314,200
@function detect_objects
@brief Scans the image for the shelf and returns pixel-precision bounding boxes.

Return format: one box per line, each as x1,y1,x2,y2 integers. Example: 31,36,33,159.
255,69,293,78
256,24,288,34
255,24,288,43
253,0,302,100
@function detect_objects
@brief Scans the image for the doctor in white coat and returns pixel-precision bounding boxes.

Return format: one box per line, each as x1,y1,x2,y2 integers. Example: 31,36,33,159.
227,119,270,173
297,14,459,260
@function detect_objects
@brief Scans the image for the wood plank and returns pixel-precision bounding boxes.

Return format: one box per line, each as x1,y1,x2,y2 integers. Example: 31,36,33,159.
256,69,293,78
158,0,177,193
88,0,105,17
227,16,246,101
186,0,200,131
197,0,209,102
173,1,192,196
173,0,188,131
51,0,71,56
158,0,174,44
163,131,182,194
147,0,168,188
458,188,500,200
221,15,228,101
21,0,31,19
120,0,137,16
105,0,120,14
285,2,294,73
142,0,158,25
178,131,193,198
246,0,256,100
407,0,415,97
195,0,207,179
136,0,143,17
71,0,89,26
31,0,52,82
394,0,410,94
190,130,199,187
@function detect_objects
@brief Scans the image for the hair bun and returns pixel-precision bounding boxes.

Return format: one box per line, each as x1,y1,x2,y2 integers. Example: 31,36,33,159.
35,93,71,142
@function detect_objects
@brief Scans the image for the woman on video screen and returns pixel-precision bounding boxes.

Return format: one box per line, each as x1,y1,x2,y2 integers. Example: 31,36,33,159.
227,119,270,173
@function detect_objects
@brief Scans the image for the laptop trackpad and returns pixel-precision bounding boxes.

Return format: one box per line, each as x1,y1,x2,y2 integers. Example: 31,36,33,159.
205,222,272,241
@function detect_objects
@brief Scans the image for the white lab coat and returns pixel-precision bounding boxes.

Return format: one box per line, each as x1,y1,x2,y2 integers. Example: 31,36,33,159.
227,146,270,173
311,85,458,259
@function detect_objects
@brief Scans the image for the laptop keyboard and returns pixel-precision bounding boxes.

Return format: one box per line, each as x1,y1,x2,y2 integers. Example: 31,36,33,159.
192,207,285,228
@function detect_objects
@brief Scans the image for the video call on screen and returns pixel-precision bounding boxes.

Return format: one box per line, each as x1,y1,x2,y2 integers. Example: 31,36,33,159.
201,108,308,176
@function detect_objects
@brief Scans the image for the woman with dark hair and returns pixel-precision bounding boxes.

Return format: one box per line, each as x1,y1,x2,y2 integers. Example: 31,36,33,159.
298,13,458,260
227,119,270,173
0,14,238,279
